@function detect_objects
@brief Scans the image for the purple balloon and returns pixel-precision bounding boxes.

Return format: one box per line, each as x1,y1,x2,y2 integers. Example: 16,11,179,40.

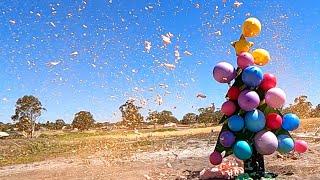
254,130,278,155
237,52,254,69
213,62,236,83
238,90,260,111
219,131,236,147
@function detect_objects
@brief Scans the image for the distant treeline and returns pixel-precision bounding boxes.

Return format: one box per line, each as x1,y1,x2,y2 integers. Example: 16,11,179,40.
1,95,320,138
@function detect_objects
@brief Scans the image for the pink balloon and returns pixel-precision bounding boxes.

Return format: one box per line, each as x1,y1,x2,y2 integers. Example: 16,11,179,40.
221,101,236,116
209,151,223,165
213,62,237,83
238,90,260,111
294,140,308,153
265,87,286,108
254,130,278,155
237,52,254,69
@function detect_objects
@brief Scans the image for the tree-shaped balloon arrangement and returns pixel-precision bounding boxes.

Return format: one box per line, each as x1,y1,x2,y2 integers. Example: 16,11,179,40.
210,17,308,179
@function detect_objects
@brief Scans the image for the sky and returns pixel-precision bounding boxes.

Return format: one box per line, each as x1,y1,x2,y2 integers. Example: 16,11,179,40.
0,0,319,123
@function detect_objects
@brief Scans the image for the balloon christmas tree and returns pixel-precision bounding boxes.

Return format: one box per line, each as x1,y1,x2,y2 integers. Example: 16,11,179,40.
210,17,308,178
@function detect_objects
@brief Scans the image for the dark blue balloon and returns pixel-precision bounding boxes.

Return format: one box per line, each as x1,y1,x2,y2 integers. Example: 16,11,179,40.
228,115,244,132
242,66,263,87
282,113,300,131
277,135,294,153
245,109,266,132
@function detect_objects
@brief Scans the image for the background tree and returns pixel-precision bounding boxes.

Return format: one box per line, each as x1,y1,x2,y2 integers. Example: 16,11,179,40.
311,104,320,118
181,113,198,125
283,95,312,119
119,100,144,129
72,111,95,130
197,103,215,126
212,110,224,125
0,122,13,132
158,110,178,124
146,111,160,126
146,110,178,125
55,119,66,130
45,121,56,130
11,95,46,138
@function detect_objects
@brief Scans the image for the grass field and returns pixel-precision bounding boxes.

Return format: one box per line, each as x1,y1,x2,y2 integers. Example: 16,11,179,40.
0,118,318,168
0,126,221,167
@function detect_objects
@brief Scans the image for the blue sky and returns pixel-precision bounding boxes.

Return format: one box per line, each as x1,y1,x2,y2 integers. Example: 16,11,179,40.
0,0,319,123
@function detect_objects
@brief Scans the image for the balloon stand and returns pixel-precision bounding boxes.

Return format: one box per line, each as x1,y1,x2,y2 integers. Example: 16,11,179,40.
209,17,308,180
243,148,277,179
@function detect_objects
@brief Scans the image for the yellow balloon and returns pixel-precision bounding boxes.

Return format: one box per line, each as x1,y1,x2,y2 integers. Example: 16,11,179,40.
242,17,261,37
232,35,254,55
252,49,270,66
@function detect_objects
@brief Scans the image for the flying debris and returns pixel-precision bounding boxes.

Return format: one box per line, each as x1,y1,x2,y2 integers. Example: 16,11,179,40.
144,41,152,52
9,20,16,25
163,63,176,70
165,90,171,95
46,60,61,68
174,49,181,61
214,30,222,36
159,83,168,88
2,97,8,102
194,3,200,9
70,51,79,56
140,99,147,106
155,94,163,105
233,1,243,8
161,32,174,45
184,51,192,56
50,22,56,27
196,93,207,99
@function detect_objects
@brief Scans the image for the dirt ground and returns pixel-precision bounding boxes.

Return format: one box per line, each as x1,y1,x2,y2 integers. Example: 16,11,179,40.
0,133,319,180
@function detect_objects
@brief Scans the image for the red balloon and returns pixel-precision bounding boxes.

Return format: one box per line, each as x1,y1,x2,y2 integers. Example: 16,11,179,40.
209,151,222,165
260,73,277,91
294,140,308,153
227,86,241,101
266,113,282,129
221,101,236,116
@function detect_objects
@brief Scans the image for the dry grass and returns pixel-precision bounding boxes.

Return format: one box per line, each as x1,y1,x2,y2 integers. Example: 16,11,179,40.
0,126,218,167
0,118,315,168
298,118,320,132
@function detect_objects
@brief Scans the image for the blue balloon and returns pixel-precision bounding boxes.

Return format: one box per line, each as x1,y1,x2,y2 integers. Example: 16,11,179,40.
245,109,266,132
228,115,244,132
282,113,300,131
233,140,252,160
242,66,263,87
277,135,294,153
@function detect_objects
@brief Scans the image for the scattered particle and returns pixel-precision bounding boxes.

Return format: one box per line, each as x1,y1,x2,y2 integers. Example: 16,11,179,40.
70,51,79,56
161,32,174,45
144,41,152,52
163,63,176,70
155,94,163,105
184,51,192,56
196,93,207,99
50,22,56,27
46,60,61,68
9,20,16,25
214,30,222,36
233,1,243,8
